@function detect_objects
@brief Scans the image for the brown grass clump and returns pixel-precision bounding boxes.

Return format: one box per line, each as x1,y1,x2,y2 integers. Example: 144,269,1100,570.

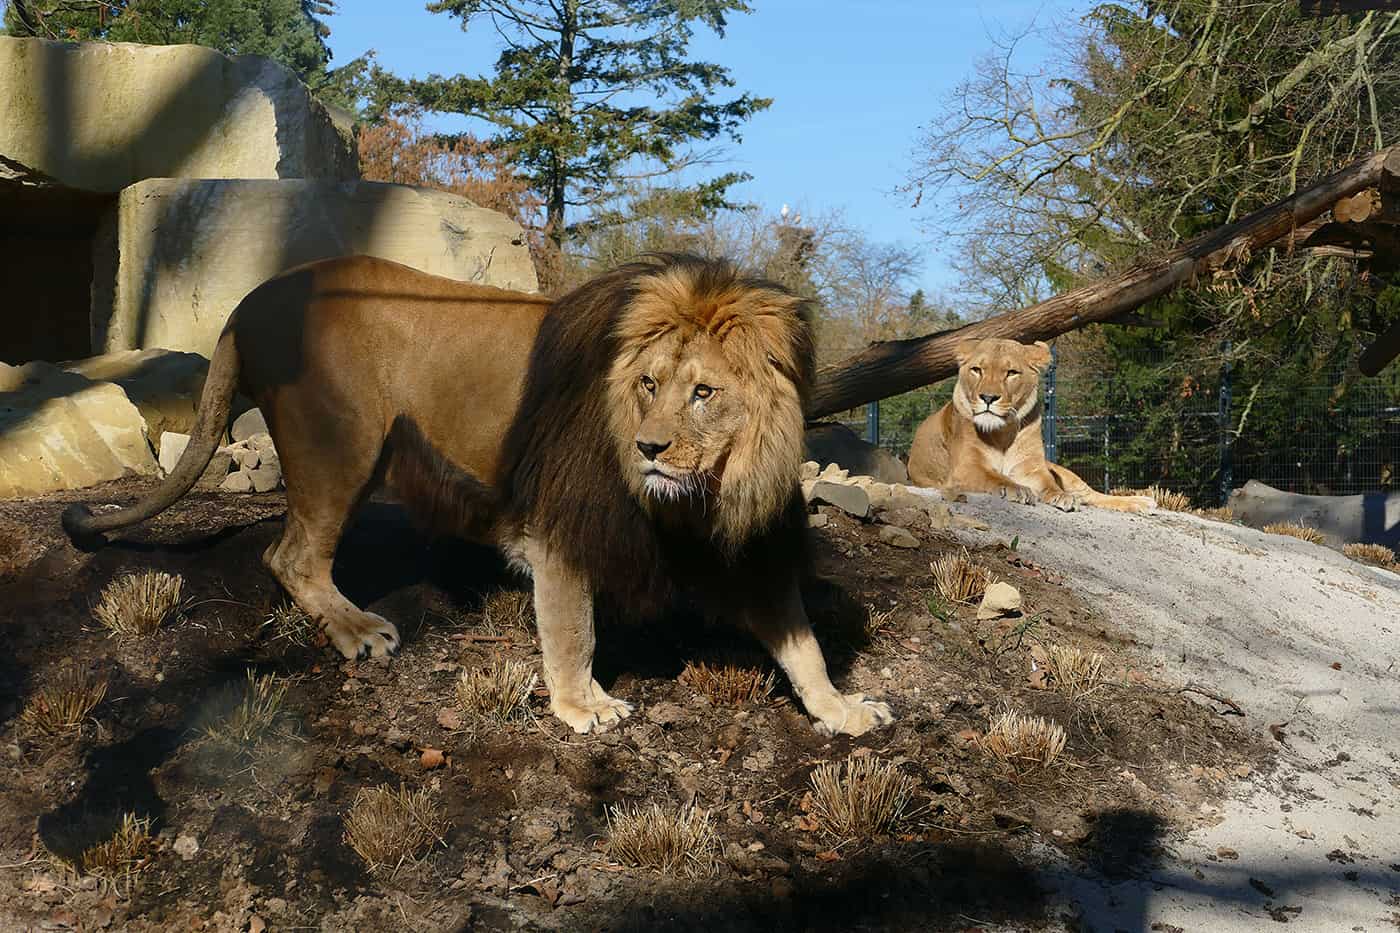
1112,485,1191,512
204,669,290,749
1343,541,1397,569
20,664,107,735
343,785,445,876
481,589,535,632
456,657,537,723
1192,506,1235,523
979,710,1068,772
930,549,992,604
1040,644,1105,701
863,604,897,643
808,756,916,839
73,813,155,893
262,602,316,648
92,570,183,636
1262,522,1326,545
604,803,718,877
679,661,775,707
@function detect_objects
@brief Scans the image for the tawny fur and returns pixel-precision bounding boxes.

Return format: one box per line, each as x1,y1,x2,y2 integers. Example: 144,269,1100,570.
906,337,1156,514
63,253,893,739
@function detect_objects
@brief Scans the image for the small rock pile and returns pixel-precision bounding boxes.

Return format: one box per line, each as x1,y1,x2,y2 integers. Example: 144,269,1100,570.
800,460,978,548
156,407,283,493
219,433,281,492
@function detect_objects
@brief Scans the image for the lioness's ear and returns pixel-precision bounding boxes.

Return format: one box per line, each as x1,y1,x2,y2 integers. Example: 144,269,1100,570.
954,338,982,366
1027,340,1053,372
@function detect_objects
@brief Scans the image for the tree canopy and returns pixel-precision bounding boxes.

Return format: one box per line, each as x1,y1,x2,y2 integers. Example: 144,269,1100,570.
371,0,770,246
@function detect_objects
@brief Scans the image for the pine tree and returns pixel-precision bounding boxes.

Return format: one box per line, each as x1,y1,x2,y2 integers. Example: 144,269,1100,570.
381,0,770,246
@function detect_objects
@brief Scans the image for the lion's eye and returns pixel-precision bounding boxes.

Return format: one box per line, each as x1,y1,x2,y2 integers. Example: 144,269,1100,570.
693,384,714,400
640,374,656,392
1007,369,1020,377
970,367,982,376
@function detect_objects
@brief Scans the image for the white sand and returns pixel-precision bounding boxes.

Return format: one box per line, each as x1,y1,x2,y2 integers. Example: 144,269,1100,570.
945,494,1400,932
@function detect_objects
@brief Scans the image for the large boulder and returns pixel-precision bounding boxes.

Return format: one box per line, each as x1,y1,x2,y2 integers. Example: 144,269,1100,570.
91,178,540,358
1227,479,1400,549
804,422,908,484
0,360,156,498
0,37,356,194
63,348,209,438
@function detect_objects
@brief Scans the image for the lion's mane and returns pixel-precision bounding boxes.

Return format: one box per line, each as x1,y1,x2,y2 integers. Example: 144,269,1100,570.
497,254,814,613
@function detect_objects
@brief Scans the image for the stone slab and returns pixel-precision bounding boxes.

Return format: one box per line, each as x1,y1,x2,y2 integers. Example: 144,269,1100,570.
91,178,539,358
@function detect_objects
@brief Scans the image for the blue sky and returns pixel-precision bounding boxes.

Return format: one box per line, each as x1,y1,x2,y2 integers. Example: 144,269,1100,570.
325,0,1085,298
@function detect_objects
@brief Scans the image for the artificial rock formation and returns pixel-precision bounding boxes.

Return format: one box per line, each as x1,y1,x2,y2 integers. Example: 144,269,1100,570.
91,178,539,357
0,37,356,194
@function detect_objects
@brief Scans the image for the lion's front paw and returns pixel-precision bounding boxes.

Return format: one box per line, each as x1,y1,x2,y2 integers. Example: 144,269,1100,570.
551,692,634,735
323,610,400,659
811,694,895,737
1046,492,1082,512
1000,484,1039,506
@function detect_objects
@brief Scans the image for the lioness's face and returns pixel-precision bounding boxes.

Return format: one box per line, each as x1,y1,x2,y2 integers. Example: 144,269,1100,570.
953,338,1052,433
630,333,748,502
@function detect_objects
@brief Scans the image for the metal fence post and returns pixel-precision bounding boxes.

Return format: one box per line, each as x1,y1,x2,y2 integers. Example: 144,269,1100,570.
1043,343,1059,462
865,400,880,447
1218,340,1234,505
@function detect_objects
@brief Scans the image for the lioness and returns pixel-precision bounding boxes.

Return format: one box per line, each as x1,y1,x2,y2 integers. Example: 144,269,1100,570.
906,337,1155,513
64,254,893,737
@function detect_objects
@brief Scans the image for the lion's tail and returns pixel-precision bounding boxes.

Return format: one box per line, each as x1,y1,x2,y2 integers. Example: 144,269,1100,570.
62,329,242,544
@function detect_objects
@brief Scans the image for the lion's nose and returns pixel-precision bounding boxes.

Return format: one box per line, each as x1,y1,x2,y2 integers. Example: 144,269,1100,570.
978,393,1000,405
637,439,671,460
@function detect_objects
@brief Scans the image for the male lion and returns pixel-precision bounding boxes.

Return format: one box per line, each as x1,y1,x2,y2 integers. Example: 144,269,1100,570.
906,337,1155,513
64,254,893,737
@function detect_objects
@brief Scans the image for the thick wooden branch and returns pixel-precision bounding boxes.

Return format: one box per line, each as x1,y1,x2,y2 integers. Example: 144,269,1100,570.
808,146,1400,419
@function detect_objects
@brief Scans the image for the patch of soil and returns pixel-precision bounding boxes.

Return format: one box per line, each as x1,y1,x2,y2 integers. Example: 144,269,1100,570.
0,479,1271,931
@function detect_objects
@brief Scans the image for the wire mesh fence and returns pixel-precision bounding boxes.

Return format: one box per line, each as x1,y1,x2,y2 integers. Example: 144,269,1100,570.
828,345,1400,506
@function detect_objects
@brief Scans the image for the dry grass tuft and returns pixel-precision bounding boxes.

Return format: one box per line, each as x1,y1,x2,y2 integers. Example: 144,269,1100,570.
679,661,775,707
979,710,1068,772
863,604,897,643
456,657,537,723
204,669,289,749
808,756,916,839
73,813,155,892
262,602,316,648
1343,541,1397,569
92,570,183,636
343,785,445,876
1191,506,1235,523
1040,644,1105,701
21,664,108,735
1112,485,1191,512
929,549,992,604
481,589,534,632
603,803,718,876
1262,521,1326,545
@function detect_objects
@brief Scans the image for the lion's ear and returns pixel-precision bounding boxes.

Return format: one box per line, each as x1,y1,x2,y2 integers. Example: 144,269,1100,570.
954,337,983,366
1026,340,1053,372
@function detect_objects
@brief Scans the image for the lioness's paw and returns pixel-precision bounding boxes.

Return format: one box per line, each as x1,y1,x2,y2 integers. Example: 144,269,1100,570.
1047,492,1082,512
324,610,400,660
1000,484,1039,506
1121,495,1157,513
812,694,895,737
552,695,634,734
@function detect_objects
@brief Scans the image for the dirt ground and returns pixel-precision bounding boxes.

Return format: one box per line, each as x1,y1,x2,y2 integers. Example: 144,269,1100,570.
0,480,1271,932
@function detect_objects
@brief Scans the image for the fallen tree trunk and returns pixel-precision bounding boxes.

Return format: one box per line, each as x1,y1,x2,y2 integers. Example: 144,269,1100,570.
808,146,1400,420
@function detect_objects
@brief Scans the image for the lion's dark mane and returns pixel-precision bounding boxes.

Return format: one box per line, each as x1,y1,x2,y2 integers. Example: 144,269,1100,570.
497,254,812,616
